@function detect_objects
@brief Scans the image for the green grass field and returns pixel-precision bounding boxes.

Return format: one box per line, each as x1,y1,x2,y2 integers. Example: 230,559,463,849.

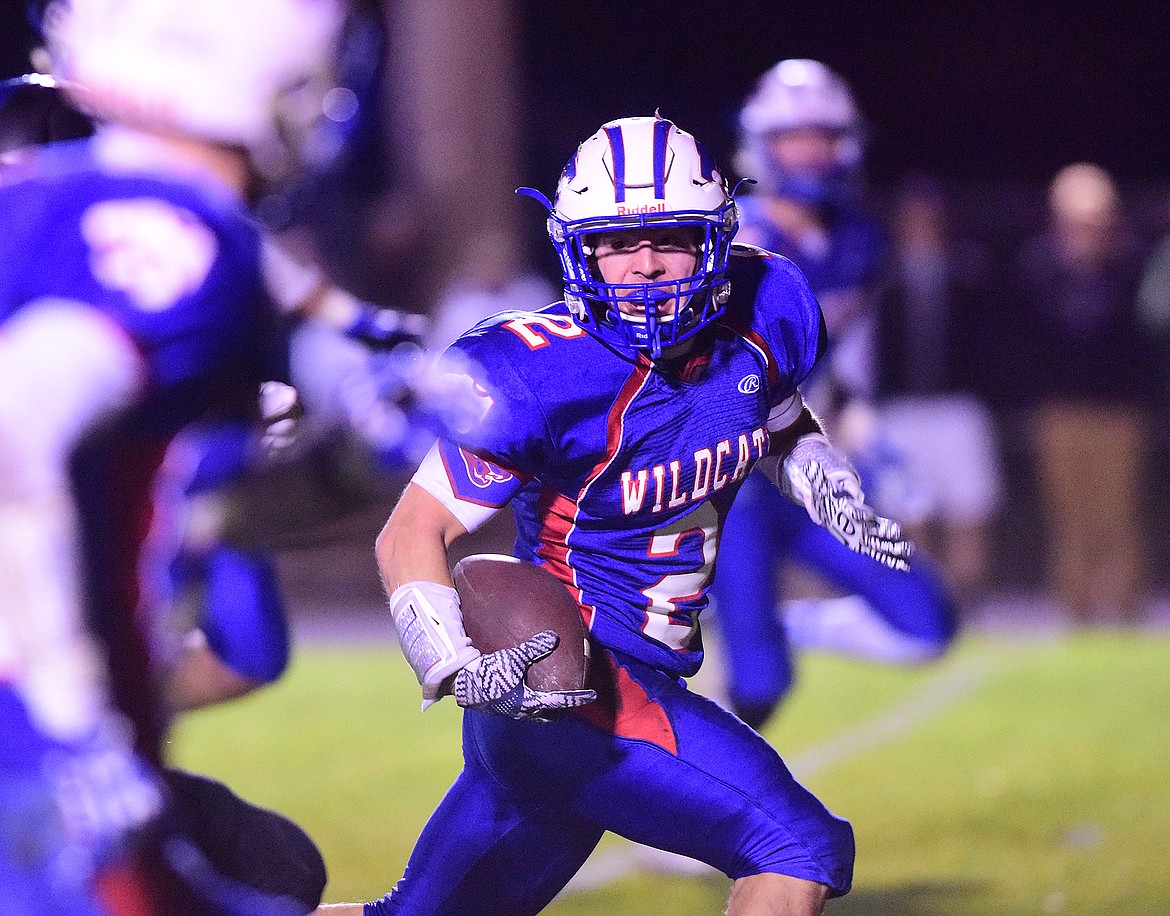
170,632,1170,915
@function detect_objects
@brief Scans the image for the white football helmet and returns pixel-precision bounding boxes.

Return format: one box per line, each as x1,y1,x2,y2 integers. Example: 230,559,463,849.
521,116,738,358
41,0,354,183
736,59,864,207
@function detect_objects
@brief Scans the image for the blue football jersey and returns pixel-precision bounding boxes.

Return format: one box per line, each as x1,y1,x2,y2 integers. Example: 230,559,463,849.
0,139,288,757
0,141,288,413
735,194,882,298
434,247,825,678
735,194,882,403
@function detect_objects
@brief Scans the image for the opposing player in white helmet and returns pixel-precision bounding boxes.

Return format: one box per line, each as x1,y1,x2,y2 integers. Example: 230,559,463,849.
736,58,865,214
41,0,352,186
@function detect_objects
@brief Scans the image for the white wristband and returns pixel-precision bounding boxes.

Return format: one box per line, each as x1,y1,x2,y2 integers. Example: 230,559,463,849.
388,581,481,707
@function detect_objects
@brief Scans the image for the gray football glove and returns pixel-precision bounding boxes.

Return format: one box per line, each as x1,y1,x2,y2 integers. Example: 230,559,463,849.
453,630,596,721
781,434,913,571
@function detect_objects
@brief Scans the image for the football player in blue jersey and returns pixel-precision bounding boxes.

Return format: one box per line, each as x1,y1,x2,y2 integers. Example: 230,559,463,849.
0,0,383,911
710,60,958,730
319,116,910,916
0,65,431,721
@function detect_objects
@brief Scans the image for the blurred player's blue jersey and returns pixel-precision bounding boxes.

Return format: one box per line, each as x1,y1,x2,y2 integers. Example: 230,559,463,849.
713,192,955,729
433,247,825,678
736,194,882,300
0,139,288,758
0,141,287,402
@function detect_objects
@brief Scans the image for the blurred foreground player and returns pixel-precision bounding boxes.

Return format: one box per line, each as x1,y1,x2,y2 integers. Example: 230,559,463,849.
711,60,957,729
0,67,429,720
0,0,378,910
320,116,910,915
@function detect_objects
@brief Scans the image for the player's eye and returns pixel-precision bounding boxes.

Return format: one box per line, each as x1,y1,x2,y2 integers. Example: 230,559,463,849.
591,234,630,253
653,230,700,253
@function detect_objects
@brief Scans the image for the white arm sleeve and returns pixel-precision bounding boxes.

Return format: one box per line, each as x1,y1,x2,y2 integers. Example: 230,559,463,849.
411,443,505,533
755,391,806,490
260,234,364,329
260,235,327,315
0,300,145,740
766,390,806,433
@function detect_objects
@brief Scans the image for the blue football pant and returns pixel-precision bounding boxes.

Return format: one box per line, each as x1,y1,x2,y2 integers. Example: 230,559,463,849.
712,473,957,724
173,422,290,685
198,546,290,684
367,650,853,915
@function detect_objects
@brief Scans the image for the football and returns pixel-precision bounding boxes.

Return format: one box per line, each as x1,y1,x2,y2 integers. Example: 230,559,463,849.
452,554,589,692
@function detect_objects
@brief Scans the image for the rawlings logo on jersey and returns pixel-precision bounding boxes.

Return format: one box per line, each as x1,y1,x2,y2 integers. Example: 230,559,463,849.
619,424,768,515
81,198,217,311
738,374,761,394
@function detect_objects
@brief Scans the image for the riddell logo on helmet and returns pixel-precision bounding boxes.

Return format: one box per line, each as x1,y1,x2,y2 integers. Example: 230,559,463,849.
615,202,667,215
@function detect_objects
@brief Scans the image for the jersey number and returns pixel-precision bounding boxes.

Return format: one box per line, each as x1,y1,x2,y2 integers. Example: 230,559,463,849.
502,314,586,350
640,502,718,651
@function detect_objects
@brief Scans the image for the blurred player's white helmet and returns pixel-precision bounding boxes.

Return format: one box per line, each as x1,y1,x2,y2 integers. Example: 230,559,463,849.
41,0,356,184
736,59,864,208
520,115,738,358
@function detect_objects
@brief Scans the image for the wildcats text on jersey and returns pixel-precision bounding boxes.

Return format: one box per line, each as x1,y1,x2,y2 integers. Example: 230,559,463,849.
620,424,768,515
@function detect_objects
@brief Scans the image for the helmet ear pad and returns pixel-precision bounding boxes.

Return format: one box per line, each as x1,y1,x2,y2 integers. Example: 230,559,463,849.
543,116,738,359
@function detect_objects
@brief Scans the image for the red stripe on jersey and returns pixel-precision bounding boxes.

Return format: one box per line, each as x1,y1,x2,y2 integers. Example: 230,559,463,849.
717,315,779,389
577,652,678,755
535,488,594,627
585,360,651,484
536,362,650,630
94,858,164,916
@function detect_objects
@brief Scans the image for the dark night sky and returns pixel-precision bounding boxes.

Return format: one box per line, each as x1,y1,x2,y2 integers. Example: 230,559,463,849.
5,1,1170,208
519,1,1170,190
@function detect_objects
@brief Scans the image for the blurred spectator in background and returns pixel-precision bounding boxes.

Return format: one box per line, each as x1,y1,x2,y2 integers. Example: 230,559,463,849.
1014,162,1159,626
870,176,1005,610
1136,201,1170,580
1136,197,1170,399
707,60,956,732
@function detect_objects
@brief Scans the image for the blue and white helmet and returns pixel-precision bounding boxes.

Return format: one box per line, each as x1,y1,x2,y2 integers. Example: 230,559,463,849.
522,115,738,359
736,59,864,208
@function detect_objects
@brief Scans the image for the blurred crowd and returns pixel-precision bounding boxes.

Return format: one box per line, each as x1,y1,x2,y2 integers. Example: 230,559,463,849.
862,162,1168,630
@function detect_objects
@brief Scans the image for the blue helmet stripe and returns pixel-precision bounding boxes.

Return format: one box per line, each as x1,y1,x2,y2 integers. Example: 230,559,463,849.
695,138,716,182
604,125,626,203
564,151,578,182
652,119,670,198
